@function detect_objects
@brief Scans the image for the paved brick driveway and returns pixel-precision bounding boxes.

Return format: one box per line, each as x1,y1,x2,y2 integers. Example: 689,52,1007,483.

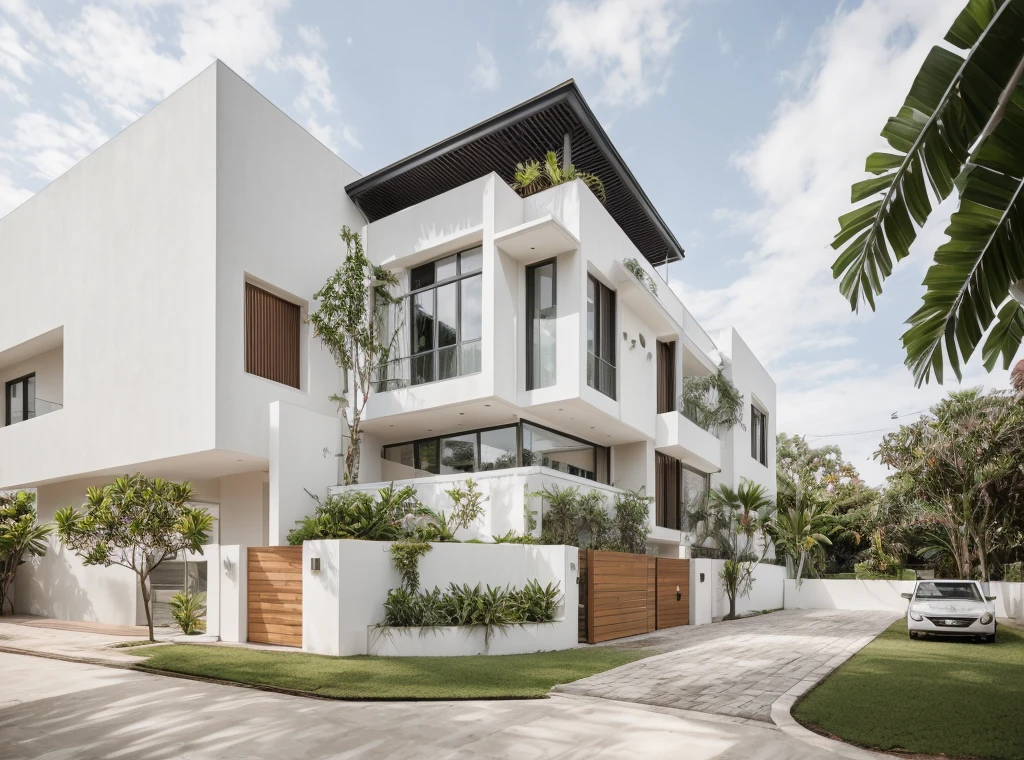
555,608,898,722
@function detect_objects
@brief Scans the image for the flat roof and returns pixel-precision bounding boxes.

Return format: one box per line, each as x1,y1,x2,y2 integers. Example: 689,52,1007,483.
346,81,684,267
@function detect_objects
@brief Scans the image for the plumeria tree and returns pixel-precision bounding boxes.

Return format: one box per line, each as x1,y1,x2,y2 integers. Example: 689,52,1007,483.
692,480,775,620
310,226,402,484
0,490,51,615
55,475,214,641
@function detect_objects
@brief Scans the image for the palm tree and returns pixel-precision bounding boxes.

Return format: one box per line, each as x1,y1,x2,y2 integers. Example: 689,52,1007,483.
510,151,607,203
771,479,835,586
832,0,1024,386
693,480,775,620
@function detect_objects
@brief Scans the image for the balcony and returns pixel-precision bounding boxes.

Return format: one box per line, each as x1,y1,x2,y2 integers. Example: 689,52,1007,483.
655,411,721,474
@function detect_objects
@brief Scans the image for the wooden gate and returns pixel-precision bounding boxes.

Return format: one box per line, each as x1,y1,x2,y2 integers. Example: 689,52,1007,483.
655,557,690,629
247,546,303,647
579,551,690,643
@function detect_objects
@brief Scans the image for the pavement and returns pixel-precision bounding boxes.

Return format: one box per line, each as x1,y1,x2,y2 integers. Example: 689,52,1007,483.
0,650,882,759
556,608,899,722
0,615,155,664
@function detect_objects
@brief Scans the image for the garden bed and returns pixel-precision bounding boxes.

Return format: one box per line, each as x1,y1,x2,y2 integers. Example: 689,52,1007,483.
368,622,572,657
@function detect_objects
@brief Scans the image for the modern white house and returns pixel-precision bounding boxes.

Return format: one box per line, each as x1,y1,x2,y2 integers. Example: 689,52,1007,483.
1,62,775,643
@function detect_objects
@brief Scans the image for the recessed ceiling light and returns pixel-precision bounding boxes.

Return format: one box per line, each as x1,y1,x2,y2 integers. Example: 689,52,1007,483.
558,408,563,411
484,404,491,407
590,426,595,429
459,412,464,415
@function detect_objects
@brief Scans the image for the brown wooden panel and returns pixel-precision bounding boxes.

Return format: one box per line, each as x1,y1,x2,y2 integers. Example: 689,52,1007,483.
656,557,690,630
588,550,658,643
247,546,302,647
245,282,301,389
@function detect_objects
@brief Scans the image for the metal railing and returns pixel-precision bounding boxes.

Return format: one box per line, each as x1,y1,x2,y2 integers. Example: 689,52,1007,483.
6,398,63,426
586,352,616,399
371,340,482,393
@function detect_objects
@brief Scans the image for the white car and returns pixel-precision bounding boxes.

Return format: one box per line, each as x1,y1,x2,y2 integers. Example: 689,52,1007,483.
902,580,997,643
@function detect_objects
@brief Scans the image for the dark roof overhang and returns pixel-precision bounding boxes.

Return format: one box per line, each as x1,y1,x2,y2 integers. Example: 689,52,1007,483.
345,80,684,267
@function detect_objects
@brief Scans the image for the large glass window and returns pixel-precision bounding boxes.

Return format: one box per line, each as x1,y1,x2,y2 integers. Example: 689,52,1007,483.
526,260,557,390
382,421,608,483
586,275,616,399
409,248,482,386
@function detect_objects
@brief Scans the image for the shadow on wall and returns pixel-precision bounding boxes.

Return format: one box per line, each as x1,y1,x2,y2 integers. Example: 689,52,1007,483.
16,542,95,621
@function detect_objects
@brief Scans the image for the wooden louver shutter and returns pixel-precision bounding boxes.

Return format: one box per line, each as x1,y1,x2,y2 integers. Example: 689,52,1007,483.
245,282,300,389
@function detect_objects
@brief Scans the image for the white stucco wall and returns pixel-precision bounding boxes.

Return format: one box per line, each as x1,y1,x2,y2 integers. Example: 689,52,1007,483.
302,540,578,656
690,558,786,624
785,579,1024,619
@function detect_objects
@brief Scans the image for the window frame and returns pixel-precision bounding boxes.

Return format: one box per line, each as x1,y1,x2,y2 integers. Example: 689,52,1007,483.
525,258,557,391
408,247,483,386
4,372,35,426
586,274,617,399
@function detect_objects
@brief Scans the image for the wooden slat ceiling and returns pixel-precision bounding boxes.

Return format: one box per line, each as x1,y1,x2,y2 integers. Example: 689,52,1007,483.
346,82,684,267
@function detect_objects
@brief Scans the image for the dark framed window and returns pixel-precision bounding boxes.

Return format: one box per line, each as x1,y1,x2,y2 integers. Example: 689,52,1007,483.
382,420,609,483
526,259,557,390
586,275,616,399
245,282,301,389
4,373,35,426
751,404,768,466
409,247,482,386
655,452,679,530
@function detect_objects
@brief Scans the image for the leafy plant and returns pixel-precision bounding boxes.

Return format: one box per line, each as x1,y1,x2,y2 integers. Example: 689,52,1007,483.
54,475,214,641
390,540,432,591
492,529,539,544
770,475,837,585
612,489,653,554
1004,561,1023,582
310,226,403,484
536,485,614,549
680,371,745,435
509,580,561,623
169,589,207,635
443,479,487,533
623,258,658,295
0,490,51,616
830,0,1024,384
287,484,423,544
510,150,607,204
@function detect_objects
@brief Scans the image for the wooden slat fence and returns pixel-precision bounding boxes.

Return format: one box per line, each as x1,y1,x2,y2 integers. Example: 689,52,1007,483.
247,546,303,647
579,550,690,643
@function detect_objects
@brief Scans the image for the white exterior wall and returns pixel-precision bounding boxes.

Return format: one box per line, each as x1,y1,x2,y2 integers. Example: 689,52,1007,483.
690,558,786,625
784,579,1024,619
303,540,578,656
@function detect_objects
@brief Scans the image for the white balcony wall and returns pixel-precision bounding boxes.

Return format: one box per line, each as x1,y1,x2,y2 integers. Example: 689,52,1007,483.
0,341,63,429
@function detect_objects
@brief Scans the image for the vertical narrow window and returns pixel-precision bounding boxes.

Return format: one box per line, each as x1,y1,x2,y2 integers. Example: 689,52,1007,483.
408,247,482,386
4,374,35,426
655,452,680,530
526,260,557,390
586,274,616,399
245,282,300,389
751,405,768,466
656,341,675,413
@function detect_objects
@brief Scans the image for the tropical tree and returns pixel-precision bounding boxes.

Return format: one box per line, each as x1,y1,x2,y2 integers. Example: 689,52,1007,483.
510,150,607,203
0,490,51,615
771,482,836,586
692,480,775,620
55,475,214,641
875,388,1024,581
310,226,402,484
832,0,1024,385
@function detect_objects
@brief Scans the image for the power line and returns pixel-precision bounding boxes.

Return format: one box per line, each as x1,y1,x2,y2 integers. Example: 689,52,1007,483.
801,408,930,440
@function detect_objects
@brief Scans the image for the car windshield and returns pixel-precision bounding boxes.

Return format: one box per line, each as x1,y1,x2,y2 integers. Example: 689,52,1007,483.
914,582,981,601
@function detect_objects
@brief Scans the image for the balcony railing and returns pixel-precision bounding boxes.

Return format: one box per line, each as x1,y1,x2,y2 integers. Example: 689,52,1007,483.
5,398,62,426
586,352,616,399
371,340,482,393
681,401,720,439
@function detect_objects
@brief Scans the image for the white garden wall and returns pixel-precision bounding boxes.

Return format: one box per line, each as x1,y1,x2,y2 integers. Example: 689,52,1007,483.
302,540,578,656
783,579,1024,619
690,559,787,625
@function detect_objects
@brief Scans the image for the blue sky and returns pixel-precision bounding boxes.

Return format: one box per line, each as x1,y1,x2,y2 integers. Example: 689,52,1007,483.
0,0,1015,483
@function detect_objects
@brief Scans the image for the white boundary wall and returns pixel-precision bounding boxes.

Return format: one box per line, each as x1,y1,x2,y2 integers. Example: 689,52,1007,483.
784,579,1024,619
302,541,578,656
690,559,787,625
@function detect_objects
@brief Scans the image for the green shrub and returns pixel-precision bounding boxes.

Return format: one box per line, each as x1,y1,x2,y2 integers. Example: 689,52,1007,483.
169,590,206,635
492,529,539,544
1003,562,1022,582
287,484,423,544
536,485,613,548
389,540,432,591
613,489,653,554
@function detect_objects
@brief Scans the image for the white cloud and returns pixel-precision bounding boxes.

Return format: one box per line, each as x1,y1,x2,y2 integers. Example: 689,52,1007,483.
717,29,731,56
771,17,788,49
0,167,31,217
676,0,1021,484
4,98,107,180
539,0,686,108
470,43,500,91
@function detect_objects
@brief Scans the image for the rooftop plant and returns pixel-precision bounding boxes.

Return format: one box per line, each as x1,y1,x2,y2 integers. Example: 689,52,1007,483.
623,257,658,296
510,151,607,204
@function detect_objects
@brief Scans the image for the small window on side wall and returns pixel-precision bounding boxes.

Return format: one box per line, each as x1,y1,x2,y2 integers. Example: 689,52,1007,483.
751,404,768,466
245,282,301,389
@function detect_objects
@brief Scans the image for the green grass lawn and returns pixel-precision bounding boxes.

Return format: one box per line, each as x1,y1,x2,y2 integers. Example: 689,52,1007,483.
130,643,648,699
795,620,1024,760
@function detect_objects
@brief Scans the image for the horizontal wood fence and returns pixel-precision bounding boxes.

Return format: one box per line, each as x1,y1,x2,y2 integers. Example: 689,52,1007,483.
248,546,303,647
580,550,689,644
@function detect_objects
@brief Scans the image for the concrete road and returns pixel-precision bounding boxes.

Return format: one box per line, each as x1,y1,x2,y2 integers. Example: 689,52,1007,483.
0,652,872,760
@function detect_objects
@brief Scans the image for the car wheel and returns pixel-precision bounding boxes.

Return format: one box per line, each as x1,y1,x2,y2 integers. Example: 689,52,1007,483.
909,630,918,639
986,633,996,644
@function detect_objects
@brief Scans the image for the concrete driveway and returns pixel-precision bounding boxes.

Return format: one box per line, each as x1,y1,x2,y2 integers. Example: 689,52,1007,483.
1,650,879,760
557,609,899,722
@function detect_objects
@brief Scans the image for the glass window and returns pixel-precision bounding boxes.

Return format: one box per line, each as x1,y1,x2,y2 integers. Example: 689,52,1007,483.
527,260,557,390
751,405,767,466
522,422,597,480
586,275,615,398
5,374,35,426
681,466,709,532
915,582,982,601
441,433,477,474
480,426,518,471
416,439,440,475
407,249,482,387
